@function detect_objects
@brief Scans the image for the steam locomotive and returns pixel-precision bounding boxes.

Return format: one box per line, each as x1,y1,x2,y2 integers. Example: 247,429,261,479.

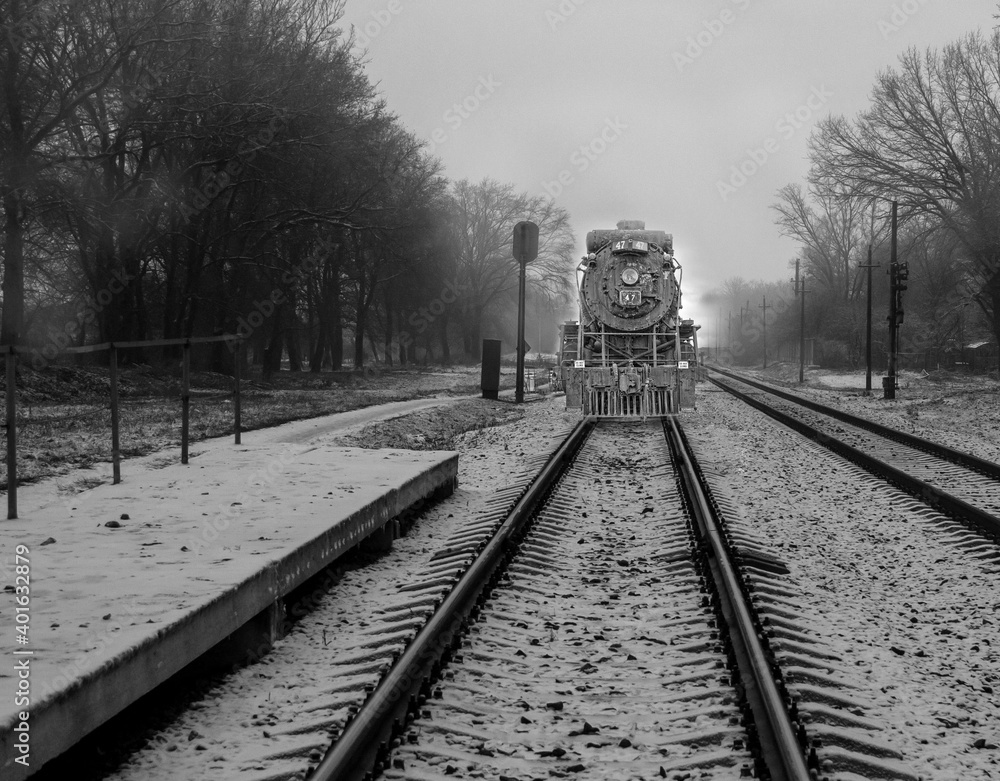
559,220,700,416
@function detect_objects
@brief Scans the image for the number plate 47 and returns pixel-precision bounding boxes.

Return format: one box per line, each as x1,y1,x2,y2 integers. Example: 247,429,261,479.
619,289,641,306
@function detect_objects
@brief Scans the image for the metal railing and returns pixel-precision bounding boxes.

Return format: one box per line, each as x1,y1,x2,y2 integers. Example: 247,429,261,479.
2,335,244,519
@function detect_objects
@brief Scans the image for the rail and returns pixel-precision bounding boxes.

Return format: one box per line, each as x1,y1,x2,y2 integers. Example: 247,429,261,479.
709,366,1000,480
310,417,595,781
664,416,813,781
710,372,1000,539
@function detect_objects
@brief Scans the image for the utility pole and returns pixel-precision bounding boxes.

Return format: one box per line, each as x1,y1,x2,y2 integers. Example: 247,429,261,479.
759,296,772,369
512,221,539,403
718,309,722,358
884,202,906,400
795,260,807,383
859,243,879,395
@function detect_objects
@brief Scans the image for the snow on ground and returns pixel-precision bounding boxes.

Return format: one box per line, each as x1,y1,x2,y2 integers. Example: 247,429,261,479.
9,362,1000,779
55,395,577,781
685,385,1000,780
723,363,1000,465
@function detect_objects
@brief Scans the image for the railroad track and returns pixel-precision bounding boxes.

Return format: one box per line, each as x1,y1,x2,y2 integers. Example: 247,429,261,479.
310,419,917,781
708,368,1000,542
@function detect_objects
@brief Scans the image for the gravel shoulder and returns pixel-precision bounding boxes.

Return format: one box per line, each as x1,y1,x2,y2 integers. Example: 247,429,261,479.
718,363,1000,465
684,384,1000,780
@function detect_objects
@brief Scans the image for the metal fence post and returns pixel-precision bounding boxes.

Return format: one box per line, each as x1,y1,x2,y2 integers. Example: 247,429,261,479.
233,343,242,445
181,340,191,464
110,343,121,483
6,347,16,519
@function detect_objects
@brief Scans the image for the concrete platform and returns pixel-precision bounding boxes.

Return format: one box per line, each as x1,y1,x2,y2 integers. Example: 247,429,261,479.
0,440,457,779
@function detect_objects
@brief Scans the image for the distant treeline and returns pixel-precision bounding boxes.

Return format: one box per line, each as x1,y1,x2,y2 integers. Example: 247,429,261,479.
711,29,1000,373
0,0,575,372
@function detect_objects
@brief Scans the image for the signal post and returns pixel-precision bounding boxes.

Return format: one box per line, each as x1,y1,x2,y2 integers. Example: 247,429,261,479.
512,221,539,403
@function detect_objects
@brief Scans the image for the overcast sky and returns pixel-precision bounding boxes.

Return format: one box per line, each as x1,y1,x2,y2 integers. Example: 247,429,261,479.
340,0,998,329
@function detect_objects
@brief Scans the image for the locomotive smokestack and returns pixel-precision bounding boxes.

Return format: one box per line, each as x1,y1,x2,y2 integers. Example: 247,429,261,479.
616,220,645,230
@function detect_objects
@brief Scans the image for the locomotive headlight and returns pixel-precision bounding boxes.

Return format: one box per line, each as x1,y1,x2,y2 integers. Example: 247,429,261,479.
621,267,639,285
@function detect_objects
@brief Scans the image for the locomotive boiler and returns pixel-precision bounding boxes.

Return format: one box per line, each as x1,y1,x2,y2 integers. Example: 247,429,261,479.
560,220,700,416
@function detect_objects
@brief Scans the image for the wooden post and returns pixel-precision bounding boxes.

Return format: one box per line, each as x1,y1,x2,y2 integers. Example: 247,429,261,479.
233,343,242,445
6,347,16,519
181,340,191,464
110,344,121,483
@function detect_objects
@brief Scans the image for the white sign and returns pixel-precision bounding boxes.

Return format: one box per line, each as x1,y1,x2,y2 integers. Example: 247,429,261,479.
573,359,586,368
678,361,689,369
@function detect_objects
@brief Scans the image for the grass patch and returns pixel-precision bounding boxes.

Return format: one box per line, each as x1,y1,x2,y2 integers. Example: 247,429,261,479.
334,399,525,450
1,365,493,489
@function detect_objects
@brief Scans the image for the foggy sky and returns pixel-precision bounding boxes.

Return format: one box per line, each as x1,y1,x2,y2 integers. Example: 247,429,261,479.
341,0,998,331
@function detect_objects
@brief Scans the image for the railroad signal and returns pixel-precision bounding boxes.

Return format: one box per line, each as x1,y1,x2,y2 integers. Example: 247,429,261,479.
513,221,539,403
895,261,909,289
889,260,908,325
512,220,539,264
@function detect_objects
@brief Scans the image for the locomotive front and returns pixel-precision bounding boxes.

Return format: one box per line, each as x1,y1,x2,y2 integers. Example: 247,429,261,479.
561,220,699,417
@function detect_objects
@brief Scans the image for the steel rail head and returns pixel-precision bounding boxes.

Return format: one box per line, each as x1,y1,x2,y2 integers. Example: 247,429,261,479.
709,367,1000,481
664,416,813,781
710,374,1000,539
309,417,595,781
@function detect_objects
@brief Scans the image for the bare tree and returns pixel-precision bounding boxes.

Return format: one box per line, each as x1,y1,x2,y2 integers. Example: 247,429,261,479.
449,179,575,360
810,32,1000,361
772,182,883,300
0,0,184,344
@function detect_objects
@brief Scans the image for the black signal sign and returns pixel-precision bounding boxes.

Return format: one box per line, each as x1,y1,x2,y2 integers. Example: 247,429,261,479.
512,221,539,264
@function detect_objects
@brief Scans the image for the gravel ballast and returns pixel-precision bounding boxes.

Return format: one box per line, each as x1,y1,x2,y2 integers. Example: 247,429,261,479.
684,385,1000,780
